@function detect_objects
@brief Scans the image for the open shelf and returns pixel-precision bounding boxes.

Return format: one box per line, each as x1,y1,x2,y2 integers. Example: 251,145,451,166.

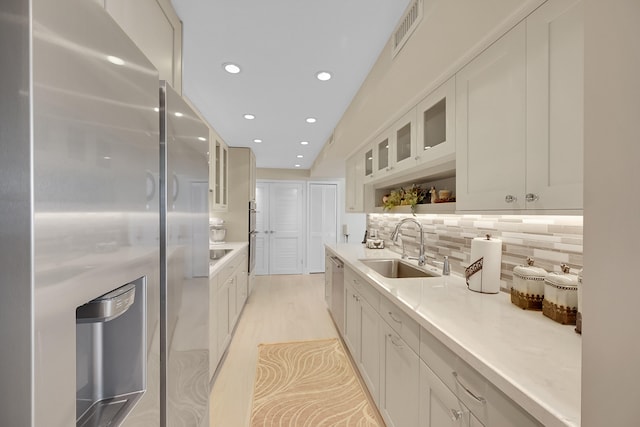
371,202,456,215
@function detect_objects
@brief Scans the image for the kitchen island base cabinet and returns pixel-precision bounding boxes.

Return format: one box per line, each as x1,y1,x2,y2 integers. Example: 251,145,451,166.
380,323,420,427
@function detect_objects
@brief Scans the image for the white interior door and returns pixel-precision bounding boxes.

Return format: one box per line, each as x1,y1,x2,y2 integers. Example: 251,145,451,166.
254,182,269,275
308,183,337,273
254,181,304,275
269,182,304,275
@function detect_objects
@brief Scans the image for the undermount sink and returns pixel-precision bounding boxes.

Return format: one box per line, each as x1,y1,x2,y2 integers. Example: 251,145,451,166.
359,258,440,278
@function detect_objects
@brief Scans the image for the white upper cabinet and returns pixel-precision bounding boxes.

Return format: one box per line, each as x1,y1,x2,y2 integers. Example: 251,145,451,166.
416,76,456,168
526,0,584,210
345,151,364,212
371,128,394,181
457,0,584,212
456,21,527,211
211,137,228,211
102,0,182,93
363,146,375,183
392,109,418,171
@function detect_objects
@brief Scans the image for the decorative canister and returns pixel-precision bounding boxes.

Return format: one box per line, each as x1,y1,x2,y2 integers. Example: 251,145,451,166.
511,257,547,310
575,268,583,334
542,264,578,325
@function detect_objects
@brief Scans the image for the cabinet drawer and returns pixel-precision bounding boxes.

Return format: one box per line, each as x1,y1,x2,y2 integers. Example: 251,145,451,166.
420,327,542,427
380,296,419,354
348,271,380,310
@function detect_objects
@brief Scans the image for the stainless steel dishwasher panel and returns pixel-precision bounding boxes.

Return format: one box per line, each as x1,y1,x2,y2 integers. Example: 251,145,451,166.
330,257,345,334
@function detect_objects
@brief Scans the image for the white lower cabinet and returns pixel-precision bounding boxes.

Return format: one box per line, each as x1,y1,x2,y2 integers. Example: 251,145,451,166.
211,248,249,374
420,327,542,427
336,256,542,427
208,274,219,379
420,360,478,427
344,269,381,404
380,322,420,427
216,278,230,354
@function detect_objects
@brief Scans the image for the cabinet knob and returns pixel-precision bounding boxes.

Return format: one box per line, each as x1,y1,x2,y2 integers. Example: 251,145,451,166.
450,409,463,421
504,194,517,203
525,193,539,202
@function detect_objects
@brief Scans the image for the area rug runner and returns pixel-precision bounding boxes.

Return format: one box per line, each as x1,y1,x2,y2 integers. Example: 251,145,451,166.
250,338,384,427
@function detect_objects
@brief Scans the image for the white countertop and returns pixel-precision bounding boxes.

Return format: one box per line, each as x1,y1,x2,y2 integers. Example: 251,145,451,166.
209,241,248,276
326,243,581,427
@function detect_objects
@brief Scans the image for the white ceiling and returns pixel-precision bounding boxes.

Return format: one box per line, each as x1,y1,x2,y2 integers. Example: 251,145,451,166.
170,0,411,173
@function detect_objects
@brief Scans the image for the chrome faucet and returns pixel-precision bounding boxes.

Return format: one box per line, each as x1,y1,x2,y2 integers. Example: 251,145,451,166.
390,218,426,266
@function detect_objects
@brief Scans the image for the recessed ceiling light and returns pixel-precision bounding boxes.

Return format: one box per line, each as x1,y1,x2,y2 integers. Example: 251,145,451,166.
153,107,159,112
296,155,303,158
294,164,301,168
244,114,255,120
107,55,125,66
103,156,111,160
198,137,207,141
316,71,332,81
306,117,317,123
253,139,262,143
300,141,309,145
222,62,241,74
175,112,183,117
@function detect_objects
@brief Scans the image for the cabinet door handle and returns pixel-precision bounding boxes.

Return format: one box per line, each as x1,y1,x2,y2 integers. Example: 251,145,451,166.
450,409,463,421
388,311,402,324
452,371,486,404
525,193,539,202
388,334,404,348
505,194,517,203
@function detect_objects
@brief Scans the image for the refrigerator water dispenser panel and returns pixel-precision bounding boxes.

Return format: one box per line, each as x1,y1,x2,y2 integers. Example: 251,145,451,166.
76,278,147,427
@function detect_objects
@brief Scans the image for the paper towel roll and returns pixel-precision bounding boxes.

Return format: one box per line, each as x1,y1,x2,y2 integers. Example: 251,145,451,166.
467,234,502,294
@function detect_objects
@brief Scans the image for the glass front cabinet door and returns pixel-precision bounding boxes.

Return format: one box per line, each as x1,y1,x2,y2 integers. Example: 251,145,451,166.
416,76,456,168
392,109,417,171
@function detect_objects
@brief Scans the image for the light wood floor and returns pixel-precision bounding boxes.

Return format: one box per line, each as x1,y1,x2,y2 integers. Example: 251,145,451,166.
209,273,339,427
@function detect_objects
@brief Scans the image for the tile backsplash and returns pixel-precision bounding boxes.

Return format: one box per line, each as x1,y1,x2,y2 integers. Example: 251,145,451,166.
367,213,583,291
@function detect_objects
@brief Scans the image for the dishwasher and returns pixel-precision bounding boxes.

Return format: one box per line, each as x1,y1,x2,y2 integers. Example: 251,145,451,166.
329,256,345,334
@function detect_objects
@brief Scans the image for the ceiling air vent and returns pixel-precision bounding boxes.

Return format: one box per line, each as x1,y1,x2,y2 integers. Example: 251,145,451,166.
392,0,423,58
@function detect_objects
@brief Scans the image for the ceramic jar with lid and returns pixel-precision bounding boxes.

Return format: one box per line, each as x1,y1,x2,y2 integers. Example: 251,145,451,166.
511,257,547,310
543,264,579,325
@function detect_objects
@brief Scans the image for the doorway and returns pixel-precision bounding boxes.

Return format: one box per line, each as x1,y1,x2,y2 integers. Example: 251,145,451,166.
308,183,338,273
255,181,305,275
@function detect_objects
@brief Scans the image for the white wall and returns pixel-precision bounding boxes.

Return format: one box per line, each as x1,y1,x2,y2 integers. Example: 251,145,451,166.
582,1,640,425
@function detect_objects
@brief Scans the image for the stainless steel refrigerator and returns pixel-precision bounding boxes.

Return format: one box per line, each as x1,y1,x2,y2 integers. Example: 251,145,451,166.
1,0,161,425
159,81,210,427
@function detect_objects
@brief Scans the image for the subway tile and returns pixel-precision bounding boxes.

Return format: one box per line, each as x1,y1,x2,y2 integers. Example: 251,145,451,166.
553,242,583,253
533,249,569,263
